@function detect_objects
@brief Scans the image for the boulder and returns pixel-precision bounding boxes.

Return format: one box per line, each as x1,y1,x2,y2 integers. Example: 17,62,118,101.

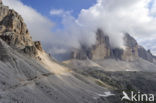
34,41,43,51
23,46,37,56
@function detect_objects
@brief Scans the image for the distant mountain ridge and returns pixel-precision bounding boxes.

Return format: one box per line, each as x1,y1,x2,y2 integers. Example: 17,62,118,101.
71,29,155,62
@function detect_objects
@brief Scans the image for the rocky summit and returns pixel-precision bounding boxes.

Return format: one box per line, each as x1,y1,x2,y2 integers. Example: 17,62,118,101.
0,2,43,57
0,1,156,103
72,29,155,63
72,29,111,60
122,33,154,62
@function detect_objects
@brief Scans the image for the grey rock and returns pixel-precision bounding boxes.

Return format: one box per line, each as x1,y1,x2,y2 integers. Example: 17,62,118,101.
121,33,139,61
0,38,11,62
138,46,153,62
110,48,123,60
122,33,154,62
23,45,37,56
91,29,111,60
72,45,92,60
0,38,109,103
71,30,155,63
124,33,138,48
72,29,111,60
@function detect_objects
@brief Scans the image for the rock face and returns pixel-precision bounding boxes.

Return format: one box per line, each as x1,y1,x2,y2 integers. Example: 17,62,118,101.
91,29,111,59
110,48,123,60
72,29,111,60
0,3,42,56
72,29,154,62
34,41,43,51
122,33,154,62
122,33,139,61
138,47,153,62
72,45,92,60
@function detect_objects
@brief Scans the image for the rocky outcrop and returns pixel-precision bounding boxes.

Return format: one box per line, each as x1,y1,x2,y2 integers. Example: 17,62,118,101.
71,29,154,62
71,29,125,60
121,33,139,61
0,2,42,56
0,38,11,62
72,29,111,60
34,41,43,51
122,33,154,62
138,46,153,62
0,5,33,47
23,46,37,56
91,29,111,60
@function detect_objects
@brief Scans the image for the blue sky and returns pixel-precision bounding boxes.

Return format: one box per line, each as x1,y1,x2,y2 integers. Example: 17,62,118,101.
21,0,96,29
148,0,154,9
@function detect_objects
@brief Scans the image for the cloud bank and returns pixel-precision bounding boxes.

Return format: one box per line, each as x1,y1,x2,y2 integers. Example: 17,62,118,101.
50,0,156,54
50,9,72,16
3,0,54,42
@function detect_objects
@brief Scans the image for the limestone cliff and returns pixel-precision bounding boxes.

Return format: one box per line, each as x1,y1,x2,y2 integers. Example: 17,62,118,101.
72,29,111,60
122,33,154,62
91,29,111,60
122,33,139,61
72,29,154,62
0,3,42,57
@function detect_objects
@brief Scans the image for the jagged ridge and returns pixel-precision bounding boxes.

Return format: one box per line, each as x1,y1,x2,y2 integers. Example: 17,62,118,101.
72,29,155,62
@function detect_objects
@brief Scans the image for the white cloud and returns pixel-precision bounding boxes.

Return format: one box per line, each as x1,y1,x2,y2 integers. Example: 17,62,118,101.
50,0,156,54
3,0,54,42
50,9,73,17
50,9,64,16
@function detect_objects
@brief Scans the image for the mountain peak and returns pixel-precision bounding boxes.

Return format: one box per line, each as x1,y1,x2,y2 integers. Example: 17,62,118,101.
96,28,110,47
0,3,43,57
124,33,138,48
72,29,111,60
71,29,155,62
